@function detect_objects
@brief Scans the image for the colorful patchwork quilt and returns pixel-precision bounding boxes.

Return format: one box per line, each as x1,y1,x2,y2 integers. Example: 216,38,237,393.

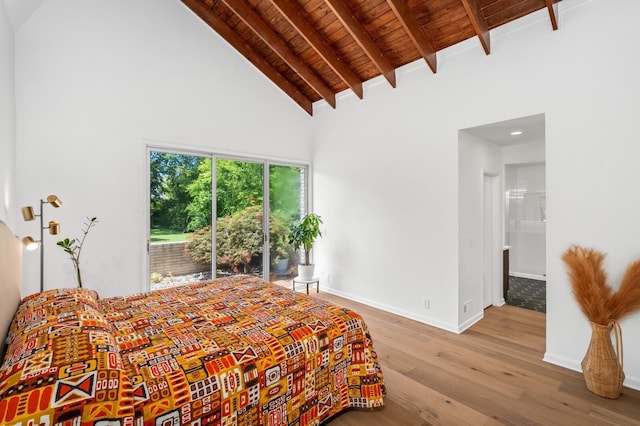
0,275,385,425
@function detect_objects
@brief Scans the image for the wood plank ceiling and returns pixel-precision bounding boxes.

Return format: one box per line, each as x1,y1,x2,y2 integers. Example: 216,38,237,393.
182,0,560,115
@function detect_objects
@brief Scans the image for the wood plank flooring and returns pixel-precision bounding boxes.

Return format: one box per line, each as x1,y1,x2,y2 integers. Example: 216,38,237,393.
315,292,640,425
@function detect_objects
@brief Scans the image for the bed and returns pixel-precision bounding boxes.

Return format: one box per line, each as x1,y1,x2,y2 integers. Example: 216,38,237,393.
0,221,385,425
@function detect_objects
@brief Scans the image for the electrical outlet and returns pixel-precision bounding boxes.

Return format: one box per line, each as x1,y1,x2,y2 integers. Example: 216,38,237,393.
424,298,430,310
463,300,473,314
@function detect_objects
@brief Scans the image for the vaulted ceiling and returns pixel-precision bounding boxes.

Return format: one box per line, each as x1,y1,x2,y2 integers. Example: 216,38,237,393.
182,0,560,115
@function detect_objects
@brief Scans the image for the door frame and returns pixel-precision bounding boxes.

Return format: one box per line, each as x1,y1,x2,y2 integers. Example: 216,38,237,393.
146,146,309,290
481,171,503,308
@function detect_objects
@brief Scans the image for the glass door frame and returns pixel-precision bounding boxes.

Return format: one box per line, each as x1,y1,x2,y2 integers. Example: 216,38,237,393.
146,145,309,289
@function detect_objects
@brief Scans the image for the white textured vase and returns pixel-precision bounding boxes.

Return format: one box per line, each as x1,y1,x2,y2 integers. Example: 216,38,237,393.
298,264,315,280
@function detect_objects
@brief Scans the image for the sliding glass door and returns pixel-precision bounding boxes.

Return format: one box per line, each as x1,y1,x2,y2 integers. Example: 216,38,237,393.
148,149,307,290
268,164,305,282
215,158,265,278
149,151,212,290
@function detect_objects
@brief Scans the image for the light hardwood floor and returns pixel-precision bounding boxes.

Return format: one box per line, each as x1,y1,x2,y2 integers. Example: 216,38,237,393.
315,292,640,426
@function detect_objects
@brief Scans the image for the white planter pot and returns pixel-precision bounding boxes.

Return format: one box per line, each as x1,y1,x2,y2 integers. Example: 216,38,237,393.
275,258,289,273
298,264,315,280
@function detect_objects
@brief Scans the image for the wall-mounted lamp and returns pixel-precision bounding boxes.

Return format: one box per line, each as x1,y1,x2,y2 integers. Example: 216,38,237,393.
21,195,62,292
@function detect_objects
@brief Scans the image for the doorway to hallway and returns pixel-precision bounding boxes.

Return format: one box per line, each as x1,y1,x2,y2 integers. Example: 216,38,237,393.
504,161,547,313
458,113,547,319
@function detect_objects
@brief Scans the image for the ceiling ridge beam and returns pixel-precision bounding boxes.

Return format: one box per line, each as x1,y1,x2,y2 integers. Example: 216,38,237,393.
545,0,559,31
460,0,490,55
221,0,336,109
269,0,363,99
181,0,314,115
324,0,396,88
386,0,437,73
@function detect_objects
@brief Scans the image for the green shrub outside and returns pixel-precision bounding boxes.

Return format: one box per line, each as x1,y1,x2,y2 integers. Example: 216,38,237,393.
187,205,296,272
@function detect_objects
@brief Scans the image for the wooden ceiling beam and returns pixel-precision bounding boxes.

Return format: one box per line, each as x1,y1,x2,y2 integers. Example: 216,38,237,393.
269,0,363,99
324,0,396,88
221,0,336,108
386,0,437,73
181,0,314,115
545,0,559,31
460,0,490,55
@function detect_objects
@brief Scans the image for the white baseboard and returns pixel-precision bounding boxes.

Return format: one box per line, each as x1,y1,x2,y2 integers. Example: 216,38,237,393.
320,286,461,334
458,311,483,333
509,272,546,281
544,352,640,391
624,376,640,391
543,352,581,372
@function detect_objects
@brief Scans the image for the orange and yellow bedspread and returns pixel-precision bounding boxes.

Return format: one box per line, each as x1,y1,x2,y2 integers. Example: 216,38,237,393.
0,275,385,425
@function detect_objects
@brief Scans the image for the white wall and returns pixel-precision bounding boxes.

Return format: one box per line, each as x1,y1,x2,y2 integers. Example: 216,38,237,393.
458,132,502,329
0,1,16,227
14,0,312,298
3,0,45,32
313,0,640,389
503,140,545,164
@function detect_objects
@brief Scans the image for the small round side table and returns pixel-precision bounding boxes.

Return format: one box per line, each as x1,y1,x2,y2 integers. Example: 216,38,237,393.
292,276,320,294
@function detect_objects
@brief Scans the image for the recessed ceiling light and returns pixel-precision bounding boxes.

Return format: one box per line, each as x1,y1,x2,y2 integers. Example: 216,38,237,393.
510,131,523,136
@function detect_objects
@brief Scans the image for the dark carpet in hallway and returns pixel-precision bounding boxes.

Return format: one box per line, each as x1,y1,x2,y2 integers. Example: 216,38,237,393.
506,276,546,313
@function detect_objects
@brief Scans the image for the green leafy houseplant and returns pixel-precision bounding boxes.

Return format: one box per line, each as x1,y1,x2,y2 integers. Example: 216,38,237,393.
57,217,98,288
285,213,322,266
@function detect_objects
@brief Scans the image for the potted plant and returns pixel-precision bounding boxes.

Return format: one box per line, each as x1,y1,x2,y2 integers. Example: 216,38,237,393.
562,245,640,398
272,245,290,275
285,213,322,280
57,216,98,288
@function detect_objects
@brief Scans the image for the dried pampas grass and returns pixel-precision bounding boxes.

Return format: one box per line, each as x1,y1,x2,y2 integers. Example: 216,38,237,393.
562,245,640,325
607,260,640,322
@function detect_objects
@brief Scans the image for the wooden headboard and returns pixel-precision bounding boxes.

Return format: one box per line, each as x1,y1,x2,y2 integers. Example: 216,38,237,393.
0,220,22,362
